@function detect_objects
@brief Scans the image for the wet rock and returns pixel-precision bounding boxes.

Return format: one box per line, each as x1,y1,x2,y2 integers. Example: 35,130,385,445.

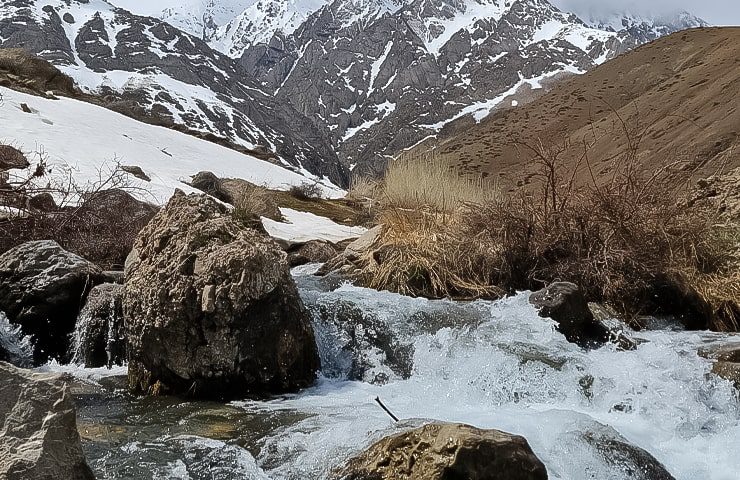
0,362,95,480
335,422,547,480
309,298,413,384
70,283,125,368
0,240,106,363
0,144,29,171
530,282,610,347
190,171,232,203
699,342,740,388
124,192,319,398
0,313,32,367
583,428,676,480
120,165,151,182
287,240,338,267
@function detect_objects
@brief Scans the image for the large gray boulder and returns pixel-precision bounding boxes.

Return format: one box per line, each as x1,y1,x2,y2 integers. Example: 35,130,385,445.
0,241,106,363
335,422,547,480
124,192,319,398
69,283,125,368
0,362,95,480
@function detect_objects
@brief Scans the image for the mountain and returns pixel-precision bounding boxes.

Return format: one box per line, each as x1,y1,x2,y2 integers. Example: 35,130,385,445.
0,83,345,203
0,0,710,183
0,0,348,186
405,27,740,193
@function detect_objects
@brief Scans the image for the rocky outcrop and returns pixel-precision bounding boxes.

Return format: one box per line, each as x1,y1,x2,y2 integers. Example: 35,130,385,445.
309,298,413,385
0,362,95,480
221,177,282,221
287,240,338,267
317,225,381,276
335,422,547,480
0,240,106,363
124,192,319,398
0,144,29,171
69,283,125,368
530,282,610,347
190,171,232,203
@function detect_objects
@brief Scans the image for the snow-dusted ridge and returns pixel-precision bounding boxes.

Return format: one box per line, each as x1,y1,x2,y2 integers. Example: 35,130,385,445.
0,86,344,204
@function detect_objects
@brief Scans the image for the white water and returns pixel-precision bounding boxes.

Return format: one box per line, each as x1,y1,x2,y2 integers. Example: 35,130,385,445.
51,267,739,479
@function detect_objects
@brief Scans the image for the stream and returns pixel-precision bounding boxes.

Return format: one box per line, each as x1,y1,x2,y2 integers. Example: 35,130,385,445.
43,265,740,479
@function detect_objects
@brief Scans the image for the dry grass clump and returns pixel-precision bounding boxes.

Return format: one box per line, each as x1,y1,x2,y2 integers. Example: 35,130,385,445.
379,153,496,210
230,182,282,224
351,141,739,331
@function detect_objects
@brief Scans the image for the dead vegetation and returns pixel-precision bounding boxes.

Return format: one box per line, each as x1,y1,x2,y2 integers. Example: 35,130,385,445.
350,126,739,331
0,147,157,269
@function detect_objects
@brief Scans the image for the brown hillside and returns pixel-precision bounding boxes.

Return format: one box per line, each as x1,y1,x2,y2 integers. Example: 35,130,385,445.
415,27,740,196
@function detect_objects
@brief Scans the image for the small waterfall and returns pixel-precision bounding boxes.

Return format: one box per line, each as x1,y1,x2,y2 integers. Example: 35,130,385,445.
69,283,125,368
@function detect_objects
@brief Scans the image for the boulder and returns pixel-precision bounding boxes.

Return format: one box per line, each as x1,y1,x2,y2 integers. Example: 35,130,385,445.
27,192,57,212
335,422,547,480
69,283,125,368
0,241,106,363
530,282,610,347
124,192,319,398
287,240,338,267
0,362,95,480
120,165,151,182
317,225,381,276
190,171,232,203
0,145,29,171
309,298,413,384
582,428,676,480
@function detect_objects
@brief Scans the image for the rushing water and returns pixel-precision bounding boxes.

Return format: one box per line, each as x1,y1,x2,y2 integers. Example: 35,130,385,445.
46,265,739,480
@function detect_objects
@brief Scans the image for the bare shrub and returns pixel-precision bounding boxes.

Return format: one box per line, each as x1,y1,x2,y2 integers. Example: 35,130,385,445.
0,149,157,268
289,182,323,201
352,123,738,330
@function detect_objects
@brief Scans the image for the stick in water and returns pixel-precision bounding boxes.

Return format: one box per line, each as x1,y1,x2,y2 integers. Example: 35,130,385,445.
374,396,399,422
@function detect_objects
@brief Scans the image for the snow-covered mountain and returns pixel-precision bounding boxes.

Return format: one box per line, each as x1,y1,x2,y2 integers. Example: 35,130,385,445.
0,0,709,180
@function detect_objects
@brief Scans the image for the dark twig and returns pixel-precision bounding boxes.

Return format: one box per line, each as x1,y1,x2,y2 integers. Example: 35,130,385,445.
374,397,399,422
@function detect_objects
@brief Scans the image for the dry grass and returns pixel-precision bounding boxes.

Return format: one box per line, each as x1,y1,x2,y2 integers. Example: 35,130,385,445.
231,183,282,224
379,153,496,211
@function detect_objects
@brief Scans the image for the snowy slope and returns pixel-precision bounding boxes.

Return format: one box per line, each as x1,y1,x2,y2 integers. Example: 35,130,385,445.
0,86,344,203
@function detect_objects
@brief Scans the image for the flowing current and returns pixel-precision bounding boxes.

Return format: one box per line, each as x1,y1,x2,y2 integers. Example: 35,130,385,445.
51,265,739,479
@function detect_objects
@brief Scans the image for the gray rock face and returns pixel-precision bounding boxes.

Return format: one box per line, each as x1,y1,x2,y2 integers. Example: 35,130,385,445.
0,362,95,480
530,282,610,347
124,192,320,398
70,283,125,368
0,240,107,363
335,422,547,480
